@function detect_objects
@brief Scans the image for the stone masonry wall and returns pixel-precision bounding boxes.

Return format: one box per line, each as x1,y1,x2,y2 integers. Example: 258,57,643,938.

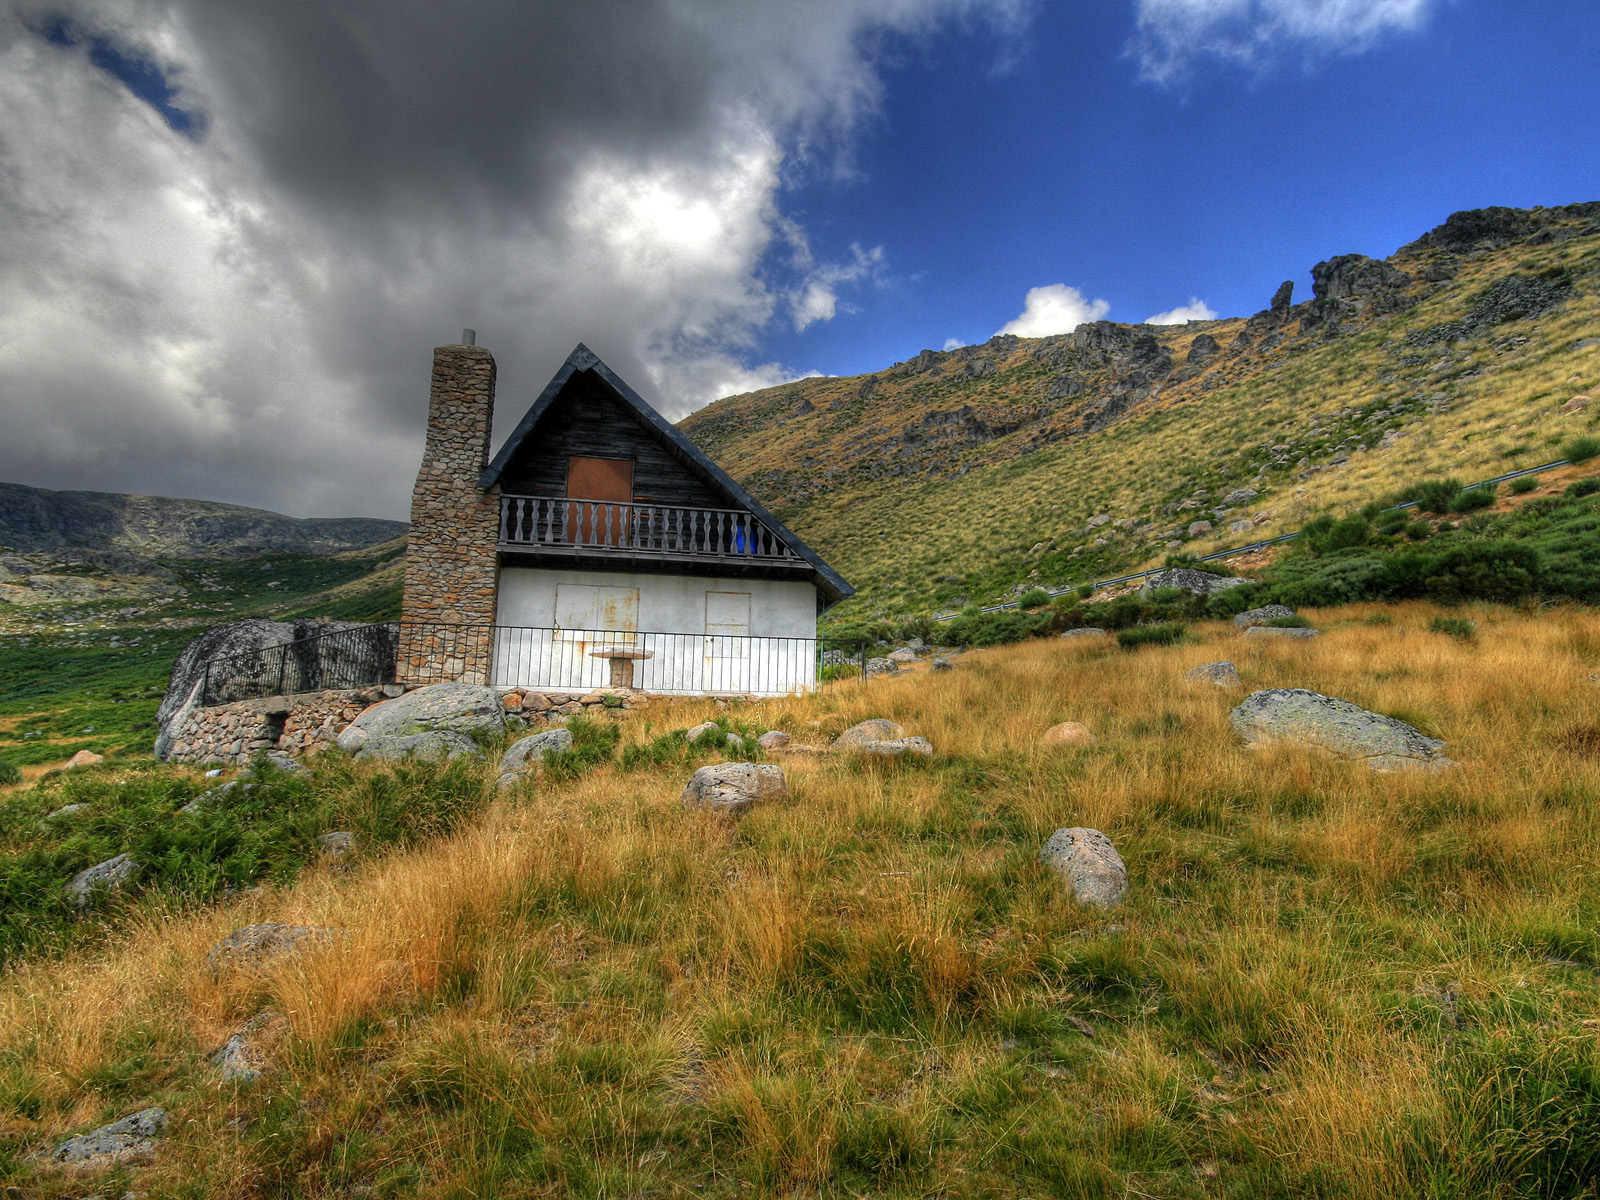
165,688,387,766
398,343,502,685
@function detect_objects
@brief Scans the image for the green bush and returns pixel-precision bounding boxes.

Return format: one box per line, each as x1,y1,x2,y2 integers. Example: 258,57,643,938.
1375,511,1410,536
1115,623,1186,650
1567,478,1600,499
1509,474,1540,495
944,610,1052,648
818,663,861,683
1429,616,1476,639
1016,587,1052,610
1405,521,1433,540
1449,483,1497,513
1413,478,1464,514
1562,436,1600,465
0,761,20,787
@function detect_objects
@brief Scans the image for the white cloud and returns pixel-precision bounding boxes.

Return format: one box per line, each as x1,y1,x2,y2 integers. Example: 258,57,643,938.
1131,0,1434,84
996,284,1111,338
0,0,1022,518
942,337,965,351
1145,297,1219,324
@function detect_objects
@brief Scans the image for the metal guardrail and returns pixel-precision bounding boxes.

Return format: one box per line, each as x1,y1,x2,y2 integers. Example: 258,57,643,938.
948,457,1574,618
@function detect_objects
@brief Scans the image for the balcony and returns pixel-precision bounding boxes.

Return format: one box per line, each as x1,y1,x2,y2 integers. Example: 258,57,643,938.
498,495,804,568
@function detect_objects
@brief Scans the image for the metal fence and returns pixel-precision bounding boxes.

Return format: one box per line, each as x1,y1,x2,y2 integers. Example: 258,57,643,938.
200,623,399,706
489,625,819,696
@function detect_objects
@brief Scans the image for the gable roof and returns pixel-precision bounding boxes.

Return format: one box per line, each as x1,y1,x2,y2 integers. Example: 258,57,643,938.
481,344,854,607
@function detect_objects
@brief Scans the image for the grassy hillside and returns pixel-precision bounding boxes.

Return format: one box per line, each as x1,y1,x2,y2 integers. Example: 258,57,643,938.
5,606,1600,1196
681,202,1600,618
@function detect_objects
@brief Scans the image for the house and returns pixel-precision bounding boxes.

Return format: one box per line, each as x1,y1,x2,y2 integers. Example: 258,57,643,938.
395,335,852,696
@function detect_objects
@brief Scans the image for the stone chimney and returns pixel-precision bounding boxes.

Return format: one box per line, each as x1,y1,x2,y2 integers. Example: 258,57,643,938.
397,339,501,686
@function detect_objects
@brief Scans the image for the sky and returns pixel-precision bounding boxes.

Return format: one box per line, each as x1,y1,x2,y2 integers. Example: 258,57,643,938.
0,0,1596,521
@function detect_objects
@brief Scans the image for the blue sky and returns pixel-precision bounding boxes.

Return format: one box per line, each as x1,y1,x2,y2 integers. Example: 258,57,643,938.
0,0,1596,519
762,0,1600,375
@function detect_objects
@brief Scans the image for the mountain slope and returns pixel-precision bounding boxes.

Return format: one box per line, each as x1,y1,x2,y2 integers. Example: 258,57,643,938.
0,481,405,557
681,202,1600,616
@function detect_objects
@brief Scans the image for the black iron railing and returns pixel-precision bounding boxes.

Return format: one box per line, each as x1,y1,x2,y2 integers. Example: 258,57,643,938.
499,496,801,563
200,623,399,707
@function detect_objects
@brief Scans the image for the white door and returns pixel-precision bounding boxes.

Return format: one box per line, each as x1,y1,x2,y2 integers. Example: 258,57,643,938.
552,584,640,689
705,591,751,691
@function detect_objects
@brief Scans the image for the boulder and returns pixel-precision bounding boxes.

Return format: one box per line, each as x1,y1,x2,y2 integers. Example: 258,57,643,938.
64,749,103,770
344,681,505,761
38,1106,169,1169
1234,605,1296,628
1223,487,1259,506
1243,625,1319,640
887,647,919,664
1561,395,1590,414
1186,661,1243,688
866,656,899,675
681,763,788,815
205,922,334,976
1039,828,1128,908
1187,520,1214,539
757,730,791,750
1229,688,1452,771
499,728,574,776
1139,569,1251,597
833,719,905,751
1041,721,1096,748
685,721,722,742
259,750,307,775
1061,627,1107,639
859,737,935,758
180,779,243,813
212,1011,286,1086
317,831,356,860
64,853,138,908
931,657,954,671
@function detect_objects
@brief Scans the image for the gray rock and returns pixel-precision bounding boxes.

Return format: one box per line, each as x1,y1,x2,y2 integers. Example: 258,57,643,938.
499,728,574,775
1061,627,1107,639
833,719,905,750
725,733,745,750
1243,625,1319,640
858,736,934,758
757,730,791,750
64,853,138,908
345,681,504,761
1223,487,1259,506
1229,688,1452,771
865,656,899,675
681,762,788,815
180,779,243,813
886,647,919,664
1186,661,1242,687
39,1106,169,1168
1039,828,1128,908
212,1011,283,1085
46,803,88,821
204,922,333,976
258,750,307,775
1139,569,1251,597
317,831,356,860
905,637,927,652
1234,605,1296,628
1187,520,1214,538
685,721,722,742
931,657,954,671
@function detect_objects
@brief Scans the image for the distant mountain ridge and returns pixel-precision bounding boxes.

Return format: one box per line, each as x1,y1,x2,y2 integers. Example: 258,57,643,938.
0,482,407,557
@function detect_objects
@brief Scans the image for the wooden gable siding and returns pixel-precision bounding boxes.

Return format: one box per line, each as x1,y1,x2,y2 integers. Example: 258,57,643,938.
496,371,727,509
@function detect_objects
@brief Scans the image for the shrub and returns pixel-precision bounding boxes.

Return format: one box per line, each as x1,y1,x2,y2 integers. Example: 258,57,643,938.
1016,587,1052,610
818,663,860,683
1562,435,1600,465
1567,478,1600,499
0,761,20,787
1116,623,1186,650
1077,584,1095,600
1405,521,1433,540
1413,478,1464,514
1509,475,1540,495
1430,616,1476,639
945,610,1051,647
1449,482,1498,513
1375,511,1410,536
1391,542,1542,605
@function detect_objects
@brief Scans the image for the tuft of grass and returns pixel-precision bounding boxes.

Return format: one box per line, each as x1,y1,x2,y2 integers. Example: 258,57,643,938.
1562,435,1600,464
1115,622,1187,649
1429,616,1476,639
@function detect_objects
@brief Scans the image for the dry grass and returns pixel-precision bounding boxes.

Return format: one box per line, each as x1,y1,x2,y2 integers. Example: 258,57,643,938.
6,603,1600,1196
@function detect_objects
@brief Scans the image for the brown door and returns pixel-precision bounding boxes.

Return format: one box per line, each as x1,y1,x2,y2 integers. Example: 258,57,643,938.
565,456,633,546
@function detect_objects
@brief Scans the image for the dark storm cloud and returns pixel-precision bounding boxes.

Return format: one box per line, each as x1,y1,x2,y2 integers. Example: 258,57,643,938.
0,0,1022,518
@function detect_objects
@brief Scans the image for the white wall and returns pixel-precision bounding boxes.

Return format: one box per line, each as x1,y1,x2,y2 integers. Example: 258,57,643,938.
492,566,818,695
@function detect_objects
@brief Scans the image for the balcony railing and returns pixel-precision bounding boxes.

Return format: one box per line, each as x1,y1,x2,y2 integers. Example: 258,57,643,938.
499,495,802,563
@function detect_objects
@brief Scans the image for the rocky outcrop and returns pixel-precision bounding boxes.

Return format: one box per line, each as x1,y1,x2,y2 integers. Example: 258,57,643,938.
1139,568,1250,597
1234,605,1295,628
205,922,335,976
1186,661,1242,688
64,854,138,908
1041,721,1095,747
497,728,573,789
858,737,934,758
832,719,905,750
1229,688,1452,771
1243,625,1319,640
1039,828,1128,908
36,1106,169,1170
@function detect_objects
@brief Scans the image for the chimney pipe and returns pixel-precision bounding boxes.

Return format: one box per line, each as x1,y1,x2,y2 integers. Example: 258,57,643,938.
461,328,476,346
